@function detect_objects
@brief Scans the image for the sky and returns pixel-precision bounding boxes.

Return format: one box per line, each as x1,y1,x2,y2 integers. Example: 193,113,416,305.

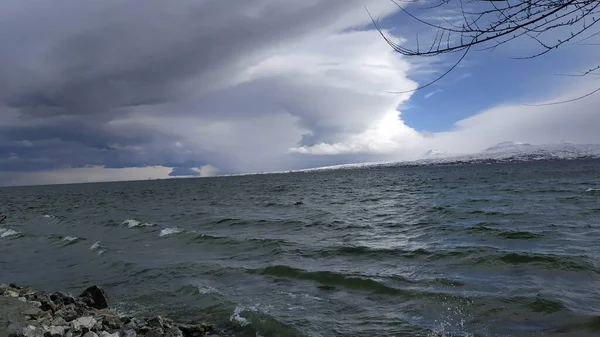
1,0,599,186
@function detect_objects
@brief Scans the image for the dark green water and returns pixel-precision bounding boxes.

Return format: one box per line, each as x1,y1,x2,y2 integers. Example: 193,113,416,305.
1,160,600,337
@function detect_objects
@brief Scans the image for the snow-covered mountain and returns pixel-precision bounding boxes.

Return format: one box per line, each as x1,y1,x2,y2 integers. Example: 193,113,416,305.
297,142,600,173
482,141,533,153
412,142,600,165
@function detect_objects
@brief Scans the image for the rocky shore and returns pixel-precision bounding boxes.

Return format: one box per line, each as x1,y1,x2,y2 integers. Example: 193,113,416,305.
0,283,220,337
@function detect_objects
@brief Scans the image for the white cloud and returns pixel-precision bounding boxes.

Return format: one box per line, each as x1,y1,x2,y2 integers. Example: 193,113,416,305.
105,28,425,173
193,165,220,178
424,89,443,99
427,80,600,154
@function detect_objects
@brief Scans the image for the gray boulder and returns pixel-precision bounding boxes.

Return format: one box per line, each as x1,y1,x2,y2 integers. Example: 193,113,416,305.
70,316,97,332
46,325,65,337
121,329,136,337
79,286,108,310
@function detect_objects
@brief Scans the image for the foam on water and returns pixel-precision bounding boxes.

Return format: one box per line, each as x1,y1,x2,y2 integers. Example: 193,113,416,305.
42,214,53,218
123,219,156,228
230,305,251,327
196,285,219,295
584,188,600,194
159,227,183,237
0,227,20,238
90,241,105,254
62,236,79,242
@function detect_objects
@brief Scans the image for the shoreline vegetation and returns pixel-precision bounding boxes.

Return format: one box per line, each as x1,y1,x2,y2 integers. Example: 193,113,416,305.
0,283,221,337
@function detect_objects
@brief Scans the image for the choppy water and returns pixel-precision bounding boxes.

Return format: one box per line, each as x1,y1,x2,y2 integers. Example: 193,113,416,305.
1,159,600,337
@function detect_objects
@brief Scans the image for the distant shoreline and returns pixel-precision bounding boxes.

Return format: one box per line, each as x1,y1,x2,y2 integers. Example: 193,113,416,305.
2,143,600,188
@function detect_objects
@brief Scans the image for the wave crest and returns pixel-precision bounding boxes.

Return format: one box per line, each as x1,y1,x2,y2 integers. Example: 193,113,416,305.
0,227,20,238
159,227,183,237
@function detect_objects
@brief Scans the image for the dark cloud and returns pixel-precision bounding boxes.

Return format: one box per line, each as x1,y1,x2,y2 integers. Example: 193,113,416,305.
169,167,201,177
0,0,398,175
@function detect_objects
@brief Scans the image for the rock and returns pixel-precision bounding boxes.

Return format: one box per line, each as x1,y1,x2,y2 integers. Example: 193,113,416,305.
102,316,122,330
37,311,53,326
52,317,67,326
178,324,209,337
18,287,34,296
147,316,164,328
121,330,136,337
98,331,121,337
54,308,79,322
92,319,104,332
164,327,184,337
144,328,163,337
79,286,108,310
123,318,144,330
51,292,75,306
16,325,44,337
65,332,73,337
23,307,43,318
18,297,27,303
7,290,20,297
74,306,89,317
45,325,65,337
40,298,57,313
29,301,42,308
71,316,97,332
82,332,99,337
98,332,119,337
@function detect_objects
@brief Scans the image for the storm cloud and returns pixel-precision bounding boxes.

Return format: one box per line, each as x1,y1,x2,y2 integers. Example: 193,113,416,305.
1,0,599,186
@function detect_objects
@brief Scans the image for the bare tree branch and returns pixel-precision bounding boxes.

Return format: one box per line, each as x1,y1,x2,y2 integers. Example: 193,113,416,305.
370,0,600,104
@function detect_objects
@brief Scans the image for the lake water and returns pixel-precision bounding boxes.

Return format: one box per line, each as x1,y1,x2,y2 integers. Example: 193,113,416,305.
1,159,600,336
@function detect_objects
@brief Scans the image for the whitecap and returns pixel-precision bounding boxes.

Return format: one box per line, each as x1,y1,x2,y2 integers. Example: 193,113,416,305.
585,188,600,193
123,219,140,227
89,241,105,255
123,219,155,228
42,214,53,218
159,227,183,237
230,306,250,327
62,236,79,242
196,285,219,295
0,228,20,238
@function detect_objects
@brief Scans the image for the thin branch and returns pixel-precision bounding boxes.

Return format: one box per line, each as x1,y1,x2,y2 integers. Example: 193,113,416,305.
524,86,600,106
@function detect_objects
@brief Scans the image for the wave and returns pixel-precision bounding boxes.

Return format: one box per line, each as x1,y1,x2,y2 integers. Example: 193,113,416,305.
251,265,473,304
60,236,83,245
0,227,20,238
467,252,598,273
466,225,543,240
230,305,251,327
584,188,600,195
159,227,183,237
123,219,156,228
214,218,239,225
89,241,105,255
310,245,484,262
255,265,409,296
226,304,306,337
526,297,566,314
